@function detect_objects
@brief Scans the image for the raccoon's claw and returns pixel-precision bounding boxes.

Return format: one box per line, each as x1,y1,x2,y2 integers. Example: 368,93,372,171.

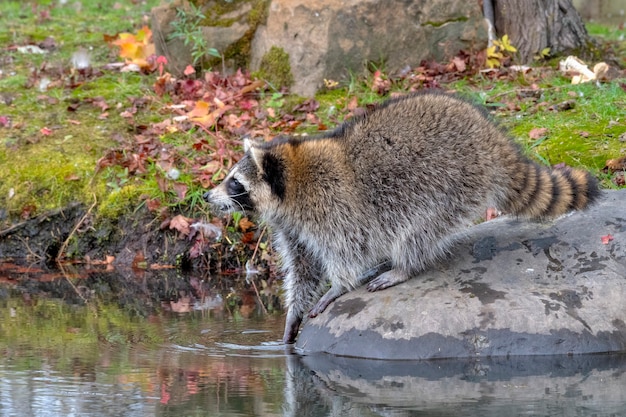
367,269,410,292
309,286,344,318
308,300,330,318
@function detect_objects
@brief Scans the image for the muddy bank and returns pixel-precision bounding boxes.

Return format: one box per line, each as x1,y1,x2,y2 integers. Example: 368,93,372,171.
0,203,236,271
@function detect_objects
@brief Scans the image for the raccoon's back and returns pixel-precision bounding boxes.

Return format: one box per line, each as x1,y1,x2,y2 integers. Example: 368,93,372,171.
340,93,512,213
336,92,598,220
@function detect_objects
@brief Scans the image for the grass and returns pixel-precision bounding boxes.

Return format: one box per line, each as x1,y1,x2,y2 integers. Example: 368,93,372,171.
449,72,626,174
0,0,159,221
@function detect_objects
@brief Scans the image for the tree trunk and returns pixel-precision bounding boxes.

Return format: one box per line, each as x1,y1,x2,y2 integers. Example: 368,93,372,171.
492,0,593,64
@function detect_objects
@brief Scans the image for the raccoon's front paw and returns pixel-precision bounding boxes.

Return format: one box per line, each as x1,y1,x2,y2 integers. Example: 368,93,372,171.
367,269,410,292
283,311,302,344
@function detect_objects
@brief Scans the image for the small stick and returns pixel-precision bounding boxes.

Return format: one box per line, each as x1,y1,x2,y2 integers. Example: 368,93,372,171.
248,225,268,314
56,194,97,264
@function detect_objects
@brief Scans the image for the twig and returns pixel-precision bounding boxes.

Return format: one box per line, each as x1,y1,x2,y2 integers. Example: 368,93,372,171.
248,225,268,315
0,220,29,237
15,235,43,261
248,274,268,315
56,194,97,263
57,262,98,316
250,225,267,263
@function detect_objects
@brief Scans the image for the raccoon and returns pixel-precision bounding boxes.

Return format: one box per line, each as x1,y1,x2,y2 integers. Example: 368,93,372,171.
205,91,599,344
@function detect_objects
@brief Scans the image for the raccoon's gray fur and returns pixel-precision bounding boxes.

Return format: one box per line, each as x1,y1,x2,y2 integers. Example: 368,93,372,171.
205,91,599,344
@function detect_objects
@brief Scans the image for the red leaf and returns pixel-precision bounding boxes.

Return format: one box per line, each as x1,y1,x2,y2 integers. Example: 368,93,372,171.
173,182,188,201
184,65,196,76
601,234,614,245
40,127,52,135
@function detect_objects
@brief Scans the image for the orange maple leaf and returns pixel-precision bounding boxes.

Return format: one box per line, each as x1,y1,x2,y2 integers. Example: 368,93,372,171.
110,26,155,69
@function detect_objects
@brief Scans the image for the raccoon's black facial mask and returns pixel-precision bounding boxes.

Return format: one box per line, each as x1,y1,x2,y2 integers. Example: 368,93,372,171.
261,152,286,201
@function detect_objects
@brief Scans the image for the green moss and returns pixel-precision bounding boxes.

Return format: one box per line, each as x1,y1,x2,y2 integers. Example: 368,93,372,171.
507,83,626,170
423,16,469,27
218,0,270,70
0,0,159,225
0,126,109,217
97,184,143,219
253,46,294,89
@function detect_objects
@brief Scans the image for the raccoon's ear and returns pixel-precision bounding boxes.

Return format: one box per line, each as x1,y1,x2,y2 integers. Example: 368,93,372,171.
243,137,253,152
248,144,265,172
246,144,286,199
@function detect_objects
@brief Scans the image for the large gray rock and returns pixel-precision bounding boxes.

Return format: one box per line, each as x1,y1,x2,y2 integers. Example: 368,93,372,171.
151,0,488,94
151,0,263,76
251,0,488,96
295,190,626,359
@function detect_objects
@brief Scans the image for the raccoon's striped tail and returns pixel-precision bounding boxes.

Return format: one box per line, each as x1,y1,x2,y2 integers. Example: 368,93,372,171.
504,162,600,219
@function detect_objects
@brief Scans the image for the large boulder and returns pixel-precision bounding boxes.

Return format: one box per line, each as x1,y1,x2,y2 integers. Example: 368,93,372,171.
295,190,626,359
151,0,268,76
251,0,488,96
151,0,488,95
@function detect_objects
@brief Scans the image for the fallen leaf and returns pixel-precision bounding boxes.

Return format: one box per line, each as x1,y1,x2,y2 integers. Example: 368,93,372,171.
173,182,188,201
604,156,626,173
40,127,52,135
188,100,209,118
238,217,255,232
169,214,191,236
452,56,466,72
601,234,614,244
109,26,155,70
612,172,625,187
529,127,549,139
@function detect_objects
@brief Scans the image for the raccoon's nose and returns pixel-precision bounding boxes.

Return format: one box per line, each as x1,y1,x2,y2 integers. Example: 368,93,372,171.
203,191,212,202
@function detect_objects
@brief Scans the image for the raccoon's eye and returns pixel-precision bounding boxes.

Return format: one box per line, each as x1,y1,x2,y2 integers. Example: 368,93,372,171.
228,177,245,195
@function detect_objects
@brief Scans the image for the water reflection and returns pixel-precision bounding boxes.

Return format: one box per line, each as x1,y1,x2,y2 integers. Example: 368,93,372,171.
1,263,626,416
289,353,626,416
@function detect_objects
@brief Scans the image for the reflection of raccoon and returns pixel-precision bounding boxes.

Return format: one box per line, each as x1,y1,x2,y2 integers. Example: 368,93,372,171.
205,92,599,344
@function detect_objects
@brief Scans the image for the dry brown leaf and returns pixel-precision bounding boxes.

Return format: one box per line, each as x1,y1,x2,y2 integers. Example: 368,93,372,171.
529,127,549,139
238,217,255,232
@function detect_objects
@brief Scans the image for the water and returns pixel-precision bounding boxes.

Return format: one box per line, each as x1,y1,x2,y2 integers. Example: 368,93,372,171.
1,262,626,416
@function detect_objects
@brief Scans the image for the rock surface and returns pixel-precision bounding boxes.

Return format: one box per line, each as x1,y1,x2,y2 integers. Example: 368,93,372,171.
251,0,487,96
151,0,488,95
295,190,626,359
151,0,261,76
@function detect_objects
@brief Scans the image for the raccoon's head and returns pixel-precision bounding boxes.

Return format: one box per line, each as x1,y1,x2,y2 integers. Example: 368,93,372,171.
203,138,286,215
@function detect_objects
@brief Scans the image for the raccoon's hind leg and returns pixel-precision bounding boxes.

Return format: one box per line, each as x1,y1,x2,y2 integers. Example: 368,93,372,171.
309,261,390,317
366,233,452,292
366,269,410,292
309,285,346,318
